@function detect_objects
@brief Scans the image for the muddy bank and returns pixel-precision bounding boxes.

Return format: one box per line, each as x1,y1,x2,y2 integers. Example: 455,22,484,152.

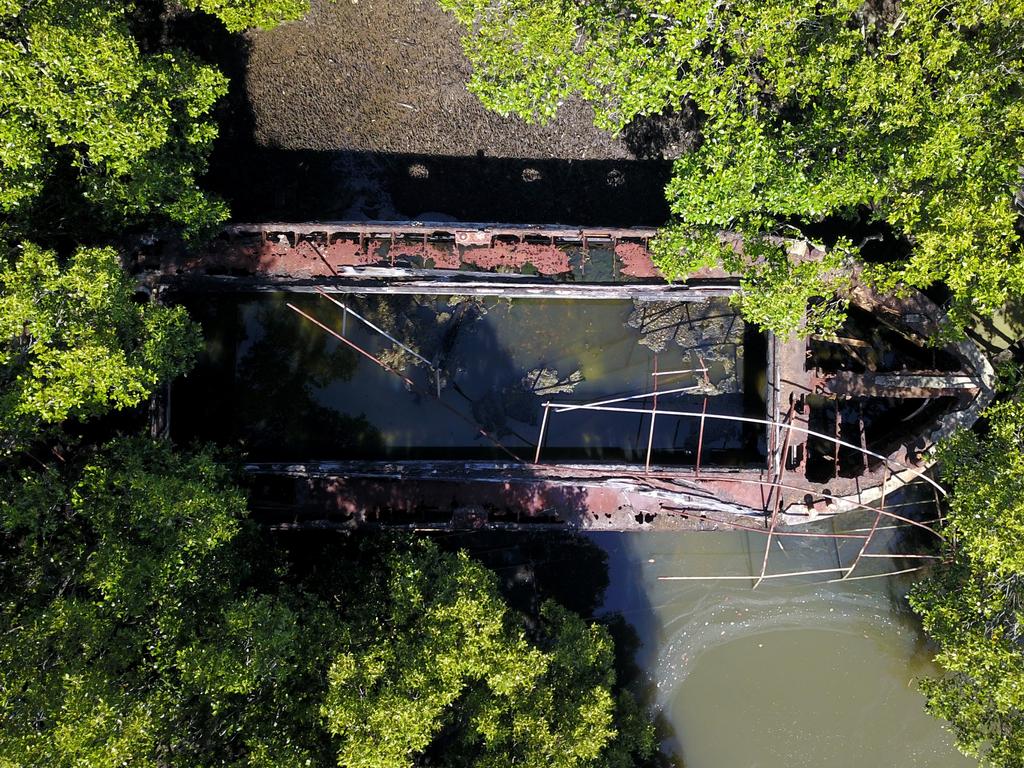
203,0,674,225
243,0,629,159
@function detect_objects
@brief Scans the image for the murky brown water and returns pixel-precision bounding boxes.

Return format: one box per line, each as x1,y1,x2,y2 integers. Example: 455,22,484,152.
588,527,975,767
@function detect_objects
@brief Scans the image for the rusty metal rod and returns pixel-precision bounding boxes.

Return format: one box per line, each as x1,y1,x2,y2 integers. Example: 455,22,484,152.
645,355,658,473
833,399,841,478
843,518,944,533
656,575,759,581
685,474,944,539
844,467,888,580
537,402,947,497
844,510,882,580
858,400,869,473
858,498,936,510
754,411,793,589
316,288,435,369
288,303,415,386
824,565,932,583
534,404,551,464
659,510,869,539
306,241,339,277
551,386,700,414
652,367,708,377
660,566,851,582
287,303,523,463
761,403,793,527
695,396,708,478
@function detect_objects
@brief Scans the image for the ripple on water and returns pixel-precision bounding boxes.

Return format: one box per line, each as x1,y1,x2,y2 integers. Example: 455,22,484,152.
588,531,974,768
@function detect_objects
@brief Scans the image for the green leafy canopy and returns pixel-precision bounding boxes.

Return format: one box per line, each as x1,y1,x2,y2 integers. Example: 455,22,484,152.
322,539,654,768
0,438,326,768
910,391,1024,767
184,0,309,33
441,0,1024,336
0,440,655,768
0,0,307,241
0,243,201,453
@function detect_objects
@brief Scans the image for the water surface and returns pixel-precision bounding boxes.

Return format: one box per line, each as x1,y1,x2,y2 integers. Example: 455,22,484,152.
588,525,974,768
173,292,766,464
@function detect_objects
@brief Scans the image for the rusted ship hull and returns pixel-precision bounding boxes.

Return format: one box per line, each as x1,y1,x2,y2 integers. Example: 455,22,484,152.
149,220,996,537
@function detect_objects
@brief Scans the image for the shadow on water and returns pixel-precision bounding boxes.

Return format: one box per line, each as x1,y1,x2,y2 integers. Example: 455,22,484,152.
436,531,611,619
170,292,763,465
588,532,688,766
436,530,686,767
172,294,385,458
207,146,673,228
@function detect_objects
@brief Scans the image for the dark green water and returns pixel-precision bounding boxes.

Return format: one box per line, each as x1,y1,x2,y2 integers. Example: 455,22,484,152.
172,292,767,463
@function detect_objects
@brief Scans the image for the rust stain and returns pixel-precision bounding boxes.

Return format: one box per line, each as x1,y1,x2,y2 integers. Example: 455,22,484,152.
461,242,571,275
615,241,662,278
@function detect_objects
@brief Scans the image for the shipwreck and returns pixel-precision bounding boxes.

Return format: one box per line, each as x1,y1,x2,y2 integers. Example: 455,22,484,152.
144,220,995,582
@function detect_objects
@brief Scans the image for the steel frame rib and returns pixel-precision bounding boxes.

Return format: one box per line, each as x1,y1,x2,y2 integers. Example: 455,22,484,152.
858,499,937,510
539,402,947,497
824,565,931,583
660,567,850,582
661,558,939,585
833,400,841,478
645,356,658,473
534,404,550,464
843,468,888,580
550,386,700,414
761,402,790,528
843,510,882,580
652,367,708,378
695,397,708,478
843,518,944,533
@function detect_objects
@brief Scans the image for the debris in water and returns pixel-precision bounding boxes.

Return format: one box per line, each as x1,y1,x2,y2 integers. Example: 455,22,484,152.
523,367,584,395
